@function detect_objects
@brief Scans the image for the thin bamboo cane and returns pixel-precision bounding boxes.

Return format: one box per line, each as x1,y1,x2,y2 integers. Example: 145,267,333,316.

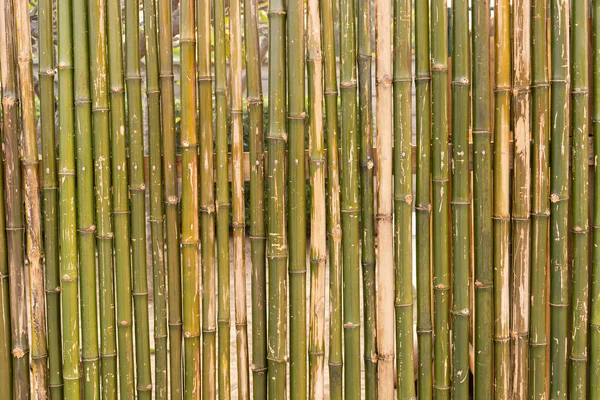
39,0,63,394
106,0,136,392
549,0,570,396
143,0,168,396
214,0,231,395
451,0,470,396
340,0,361,390
87,0,118,395
72,0,101,394
158,0,183,396
243,0,267,395
13,0,48,397
529,0,549,395
493,0,511,394
569,0,589,397
267,0,288,394
393,0,415,395
415,0,433,396
320,0,343,394
307,0,326,396
472,0,493,396
592,0,600,395
230,0,250,398
357,0,377,395
431,0,450,394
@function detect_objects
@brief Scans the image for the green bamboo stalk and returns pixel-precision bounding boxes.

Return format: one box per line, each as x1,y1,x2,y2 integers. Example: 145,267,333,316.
267,0,288,393
72,0,100,394
39,0,63,394
243,0,267,395
87,0,118,394
340,0,361,389
14,0,49,397
493,0,511,394
106,0,136,392
157,0,183,395
230,0,250,397
214,0,231,395
451,0,470,396
357,0,376,394
0,2,28,396
393,0,415,395
570,0,589,397
143,0,168,396
431,0,450,394
57,0,81,392
415,0,433,395
320,0,343,394
197,0,215,394
288,0,307,392
529,0,549,395
549,0,570,395
592,0,600,396
307,0,326,395
472,0,493,396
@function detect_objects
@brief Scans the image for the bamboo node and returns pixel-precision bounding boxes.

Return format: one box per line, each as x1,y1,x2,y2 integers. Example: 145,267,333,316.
2,96,17,107
166,195,179,205
119,320,132,327
343,321,360,329
12,346,26,358
434,284,449,291
377,74,393,86
431,63,447,72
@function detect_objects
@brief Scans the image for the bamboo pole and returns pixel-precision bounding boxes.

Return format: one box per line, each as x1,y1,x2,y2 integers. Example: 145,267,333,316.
569,0,589,397
357,0,377,394
71,0,101,394
415,0,433,395
431,0,450,394
14,0,49,397
230,0,250,397
267,0,288,394
320,0,343,394
393,0,415,395
243,0,267,395
143,0,168,396
158,0,183,393
472,0,493,396
451,0,470,396
549,0,570,396
307,0,326,395
529,0,549,395
39,0,62,394
106,0,136,392
592,0,600,395
87,0,118,394
493,0,511,394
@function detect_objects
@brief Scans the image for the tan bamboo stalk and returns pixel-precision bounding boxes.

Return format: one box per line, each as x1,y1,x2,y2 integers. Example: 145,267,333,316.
592,0,600,396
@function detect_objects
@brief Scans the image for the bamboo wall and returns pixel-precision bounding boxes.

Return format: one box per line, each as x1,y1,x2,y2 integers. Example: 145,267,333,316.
0,0,596,398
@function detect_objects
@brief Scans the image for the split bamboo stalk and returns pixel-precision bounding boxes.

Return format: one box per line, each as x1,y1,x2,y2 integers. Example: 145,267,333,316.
529,0,550,395
569,0,589,397
358,0,377,393
307,0,326,395
182,0,202,393
415,0,433,395
549,0,570,396
143,0,168,396
87,0,118,394
39,0,63,394
158,0,183,393
243,0,268,395
266,0,288,393
106,0,136,392
214,0,232,395
320,0,344,394
393,0,415,395
230,0,250,397
450,0,471,395
592,0,600,395
431,0,451,394
493,0,512,394
472,0,493,396
57,0,82,392
14,0,49,398
72,0,101,394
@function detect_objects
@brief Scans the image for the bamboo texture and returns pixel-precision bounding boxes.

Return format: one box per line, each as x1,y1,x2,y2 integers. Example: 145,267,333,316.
592,0,600,395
